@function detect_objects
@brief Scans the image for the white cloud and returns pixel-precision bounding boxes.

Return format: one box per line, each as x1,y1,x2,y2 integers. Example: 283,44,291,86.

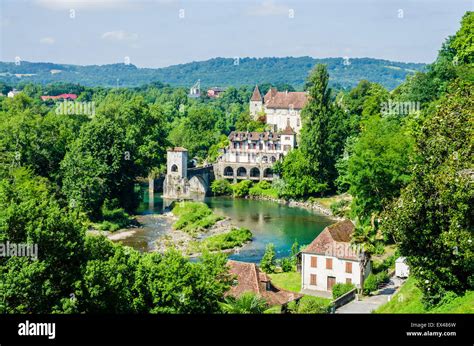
35,0,135,11
101,30,138,41
247,0,290,17
40,37,55,45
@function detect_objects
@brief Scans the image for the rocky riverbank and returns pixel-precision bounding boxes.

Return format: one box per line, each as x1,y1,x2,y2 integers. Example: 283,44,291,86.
245,194,346,221
153,212,248,256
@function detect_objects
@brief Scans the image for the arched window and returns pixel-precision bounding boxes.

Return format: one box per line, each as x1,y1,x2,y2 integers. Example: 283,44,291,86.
262,156,268,163
263,168,273,178
224,166,234,177
250,167,260,178
237,167,247,177
171,164,178,172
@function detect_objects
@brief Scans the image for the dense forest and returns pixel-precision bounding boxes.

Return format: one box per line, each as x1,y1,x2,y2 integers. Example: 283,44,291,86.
0,57,425,90
0,12,471,313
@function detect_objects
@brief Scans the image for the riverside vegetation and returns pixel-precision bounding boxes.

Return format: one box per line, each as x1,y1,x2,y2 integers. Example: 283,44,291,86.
154,201,253,256
0,12,472,313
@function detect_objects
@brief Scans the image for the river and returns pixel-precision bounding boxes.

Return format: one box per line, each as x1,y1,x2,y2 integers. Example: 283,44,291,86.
116,188,335,263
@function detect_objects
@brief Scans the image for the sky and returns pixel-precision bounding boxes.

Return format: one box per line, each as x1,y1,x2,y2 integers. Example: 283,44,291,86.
0,0,472,68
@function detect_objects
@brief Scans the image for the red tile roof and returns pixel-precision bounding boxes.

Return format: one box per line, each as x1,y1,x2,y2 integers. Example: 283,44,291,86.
304,220,361,260
41,93,77,101
264,89,308,110
226,260,303,306
168,147,188,152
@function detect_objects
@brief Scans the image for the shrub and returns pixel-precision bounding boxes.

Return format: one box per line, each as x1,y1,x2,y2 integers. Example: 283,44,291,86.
329,199,350,217
200,228,252,251
249,181,279,199
172,202,222,233
260,243,276,273
95,199,132,231
220,292,268,314
363,273,378,294
332,283,355,299
363,271,390,294
279,257,294,272
232,180,253,198
211,179,232,196
288,296,331,314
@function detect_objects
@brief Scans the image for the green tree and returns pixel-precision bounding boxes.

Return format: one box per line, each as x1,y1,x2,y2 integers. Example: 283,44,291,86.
340,115,414,220
299,64,349,192
382,80,473,306
277,149,327,198
0,168,86,313
211,179,232,196
61,96,168,218
260,243,277,273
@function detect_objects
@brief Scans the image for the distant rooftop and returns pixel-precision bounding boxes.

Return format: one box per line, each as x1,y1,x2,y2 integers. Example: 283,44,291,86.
168,147,188,152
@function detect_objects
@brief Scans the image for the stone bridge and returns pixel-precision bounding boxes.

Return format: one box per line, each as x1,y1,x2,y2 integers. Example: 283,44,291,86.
162,148,215,199
213,161,274,182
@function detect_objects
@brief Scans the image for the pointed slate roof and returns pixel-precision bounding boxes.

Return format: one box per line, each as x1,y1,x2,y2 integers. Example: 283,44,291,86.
282,119,296,135
251,85,262,102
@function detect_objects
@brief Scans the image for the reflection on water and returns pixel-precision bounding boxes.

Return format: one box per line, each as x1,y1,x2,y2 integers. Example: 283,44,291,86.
120,188,335,263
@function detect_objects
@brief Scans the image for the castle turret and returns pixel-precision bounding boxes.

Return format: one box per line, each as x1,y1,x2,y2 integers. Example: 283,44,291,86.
249,85,263,118
166,147,188,179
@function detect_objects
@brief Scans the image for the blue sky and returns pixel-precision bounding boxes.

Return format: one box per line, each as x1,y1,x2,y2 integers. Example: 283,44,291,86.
0,0,472,67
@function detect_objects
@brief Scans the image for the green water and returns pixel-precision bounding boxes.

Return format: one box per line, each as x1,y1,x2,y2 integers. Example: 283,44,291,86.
120,189,335,263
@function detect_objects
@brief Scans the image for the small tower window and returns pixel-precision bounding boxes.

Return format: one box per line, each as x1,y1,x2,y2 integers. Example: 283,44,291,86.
171,164,178,172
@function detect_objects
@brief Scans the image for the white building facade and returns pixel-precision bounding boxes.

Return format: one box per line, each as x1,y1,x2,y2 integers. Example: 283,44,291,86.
300,220,371,292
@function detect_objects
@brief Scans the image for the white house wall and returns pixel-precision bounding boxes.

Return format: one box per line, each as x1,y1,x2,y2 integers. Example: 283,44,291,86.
301,253,365,291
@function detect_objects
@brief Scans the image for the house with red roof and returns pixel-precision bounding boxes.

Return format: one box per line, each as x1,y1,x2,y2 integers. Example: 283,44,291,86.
226,260,303,311
250,85,308,134
300,220,371,293
40,93,78,101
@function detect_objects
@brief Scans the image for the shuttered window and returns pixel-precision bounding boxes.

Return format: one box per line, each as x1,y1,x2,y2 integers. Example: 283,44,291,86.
326,258,333,270
310,274,317,286
310,256,317,268
346,262,352,273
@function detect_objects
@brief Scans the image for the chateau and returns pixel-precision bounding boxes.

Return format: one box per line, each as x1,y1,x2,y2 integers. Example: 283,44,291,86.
214,86,308,182
215,126,296,181
250,85,308,134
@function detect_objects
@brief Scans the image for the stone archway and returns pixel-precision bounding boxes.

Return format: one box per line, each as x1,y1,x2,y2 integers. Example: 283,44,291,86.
189,175,208,194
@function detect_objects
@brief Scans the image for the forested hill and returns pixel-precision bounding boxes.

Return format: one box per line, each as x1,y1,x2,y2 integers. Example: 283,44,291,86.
0,57,425,90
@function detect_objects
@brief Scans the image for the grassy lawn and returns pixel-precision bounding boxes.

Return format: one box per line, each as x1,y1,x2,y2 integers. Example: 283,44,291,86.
269,272,301,293
268,272,333,314
376,277,474,314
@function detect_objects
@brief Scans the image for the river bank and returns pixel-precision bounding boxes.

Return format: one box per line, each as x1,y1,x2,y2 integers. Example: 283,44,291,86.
244,194,347,221
152,211,250,257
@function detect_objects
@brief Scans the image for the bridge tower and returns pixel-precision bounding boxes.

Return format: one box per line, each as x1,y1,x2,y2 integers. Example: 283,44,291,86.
167,147,188,179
